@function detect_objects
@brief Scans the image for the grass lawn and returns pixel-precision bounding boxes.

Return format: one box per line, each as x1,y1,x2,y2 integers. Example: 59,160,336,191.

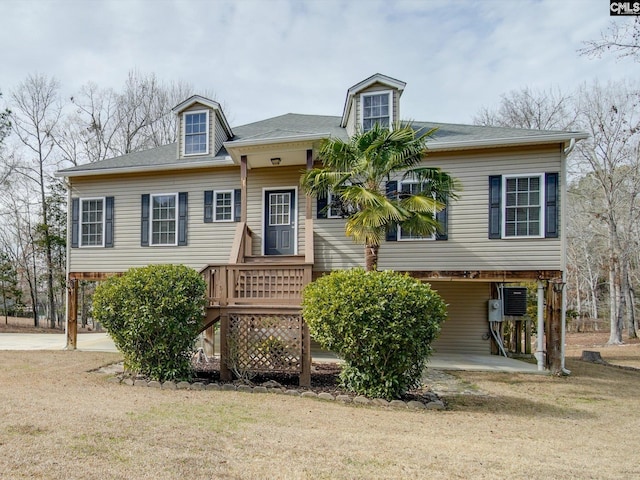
0,335,639,479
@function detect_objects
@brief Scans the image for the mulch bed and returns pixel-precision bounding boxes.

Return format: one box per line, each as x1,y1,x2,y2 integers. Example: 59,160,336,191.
192,356,440,404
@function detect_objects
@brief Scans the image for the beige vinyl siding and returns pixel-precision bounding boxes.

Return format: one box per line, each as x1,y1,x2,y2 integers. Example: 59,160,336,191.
245,166,307,256
213,113,229,155
69,167,241,272
314,144,564,272
430,281,491,355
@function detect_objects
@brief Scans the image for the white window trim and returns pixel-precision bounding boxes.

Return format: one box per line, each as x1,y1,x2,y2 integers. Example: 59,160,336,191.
150,192,179,247
397,181,435,242
501,173,545,239
213,189,234,222
360,90,393,132
327,191,342,219
183,109,210,156
79,197,106,248
327,182,354,219
261,186,298,256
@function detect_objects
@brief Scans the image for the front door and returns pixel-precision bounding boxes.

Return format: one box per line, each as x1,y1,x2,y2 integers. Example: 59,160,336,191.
264,189,296,255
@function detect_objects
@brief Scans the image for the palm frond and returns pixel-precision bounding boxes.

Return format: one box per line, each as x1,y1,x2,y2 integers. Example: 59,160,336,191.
402,167,461,199
400,193,443,214
399,211,442,237
344,220,385,246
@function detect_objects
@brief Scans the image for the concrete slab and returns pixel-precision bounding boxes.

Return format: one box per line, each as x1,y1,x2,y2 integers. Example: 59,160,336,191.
0,333,545,374
427,353,543,374
0,333,118,352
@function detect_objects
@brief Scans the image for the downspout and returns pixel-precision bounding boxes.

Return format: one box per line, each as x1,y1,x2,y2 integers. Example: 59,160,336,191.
536,280,545,371
561,139,575,374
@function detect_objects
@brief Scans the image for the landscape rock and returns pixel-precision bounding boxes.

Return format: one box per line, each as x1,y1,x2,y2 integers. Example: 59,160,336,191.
425,400,445,410
317,392,335,401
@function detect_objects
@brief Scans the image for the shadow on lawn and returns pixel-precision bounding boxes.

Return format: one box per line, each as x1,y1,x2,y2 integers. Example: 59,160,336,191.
445,393,597,419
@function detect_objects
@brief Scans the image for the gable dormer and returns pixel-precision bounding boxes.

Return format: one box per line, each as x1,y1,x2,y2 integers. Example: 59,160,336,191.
340,73,406,136
172,95,233,159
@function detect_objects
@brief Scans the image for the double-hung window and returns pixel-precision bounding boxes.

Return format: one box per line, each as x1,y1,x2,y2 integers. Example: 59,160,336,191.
362,91,391,132
80,198,105,247
503,174,543,238
214,190,233,222
184,110,209,155
151,193,177,246
398,182,435,241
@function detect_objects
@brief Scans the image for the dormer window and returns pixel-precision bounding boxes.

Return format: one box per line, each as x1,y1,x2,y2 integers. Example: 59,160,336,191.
362,91,392,132
184,110,209,155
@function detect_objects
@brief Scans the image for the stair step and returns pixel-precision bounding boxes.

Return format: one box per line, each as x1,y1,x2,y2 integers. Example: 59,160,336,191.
243,255,305,263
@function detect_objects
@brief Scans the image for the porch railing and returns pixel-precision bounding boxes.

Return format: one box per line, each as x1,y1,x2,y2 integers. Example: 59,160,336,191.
201,262,313,308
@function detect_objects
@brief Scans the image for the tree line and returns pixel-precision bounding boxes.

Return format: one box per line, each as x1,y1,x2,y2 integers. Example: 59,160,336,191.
0,71,205,328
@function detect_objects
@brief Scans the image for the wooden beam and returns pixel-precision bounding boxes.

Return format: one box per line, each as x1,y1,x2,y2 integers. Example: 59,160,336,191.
219,314,231,381
407,270,563,282
305,149,313,220
66,278,78,350
546,280,563,374
299,321,311,387
241,155,248,223
69,271,122,281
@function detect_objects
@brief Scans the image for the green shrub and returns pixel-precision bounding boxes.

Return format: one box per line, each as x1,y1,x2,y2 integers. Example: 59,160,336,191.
302,269,447,400
93,264,206,382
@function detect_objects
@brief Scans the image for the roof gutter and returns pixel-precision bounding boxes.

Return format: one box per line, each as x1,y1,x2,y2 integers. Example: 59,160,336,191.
56,157,234,178
426,132,589,152
224,133,328,149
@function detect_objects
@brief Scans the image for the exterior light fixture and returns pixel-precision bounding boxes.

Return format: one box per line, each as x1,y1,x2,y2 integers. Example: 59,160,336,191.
270,157,281,166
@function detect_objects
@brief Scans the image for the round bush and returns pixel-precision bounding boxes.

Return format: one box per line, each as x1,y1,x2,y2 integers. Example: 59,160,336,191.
302,269,447,400
93,264,206,382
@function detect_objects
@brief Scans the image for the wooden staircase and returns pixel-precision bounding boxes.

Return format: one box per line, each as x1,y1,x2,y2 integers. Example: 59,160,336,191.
199,222,313,386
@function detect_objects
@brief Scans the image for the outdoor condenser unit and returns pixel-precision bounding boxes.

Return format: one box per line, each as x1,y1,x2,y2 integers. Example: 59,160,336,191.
503,287,528,316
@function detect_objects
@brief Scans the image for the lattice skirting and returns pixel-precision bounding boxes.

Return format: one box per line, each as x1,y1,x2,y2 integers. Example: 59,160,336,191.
227,314,303,373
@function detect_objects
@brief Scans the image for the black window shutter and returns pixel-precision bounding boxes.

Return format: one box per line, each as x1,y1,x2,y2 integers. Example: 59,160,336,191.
488,175,502,239
435,197,448,241
545,172,559,238
178,192,188,246
71,198,79,248
317,195,328,219
204,190,213,223
105,196,114,248
234,189,241,222
141,194,150,247
385,181,398,242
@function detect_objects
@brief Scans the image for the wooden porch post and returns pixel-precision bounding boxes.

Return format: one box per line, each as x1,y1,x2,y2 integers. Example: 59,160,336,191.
305,149,313,220
305,149,314,264
66,277,78,350
219,314,231,381
204,325,216,357
241,155,248,223
300,320,311,387
546,281,563,374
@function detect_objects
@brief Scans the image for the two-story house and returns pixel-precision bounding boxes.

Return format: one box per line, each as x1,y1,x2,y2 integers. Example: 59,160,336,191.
57,74,587,379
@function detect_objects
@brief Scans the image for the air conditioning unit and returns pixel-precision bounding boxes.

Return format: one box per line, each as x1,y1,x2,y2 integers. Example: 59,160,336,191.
503,287,527,316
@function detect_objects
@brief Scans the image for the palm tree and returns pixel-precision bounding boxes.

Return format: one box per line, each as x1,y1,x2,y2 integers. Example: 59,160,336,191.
302,123,459,271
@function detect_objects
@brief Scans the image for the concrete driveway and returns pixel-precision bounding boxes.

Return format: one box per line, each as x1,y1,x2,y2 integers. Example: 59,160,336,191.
0,333,542,373
0,333,118,352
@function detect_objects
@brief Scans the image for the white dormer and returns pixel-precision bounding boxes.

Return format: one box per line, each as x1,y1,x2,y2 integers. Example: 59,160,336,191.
341,73,406,136
172,95,233,159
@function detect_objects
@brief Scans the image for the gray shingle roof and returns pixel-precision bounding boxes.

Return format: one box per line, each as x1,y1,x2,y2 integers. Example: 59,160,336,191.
57,113,584,176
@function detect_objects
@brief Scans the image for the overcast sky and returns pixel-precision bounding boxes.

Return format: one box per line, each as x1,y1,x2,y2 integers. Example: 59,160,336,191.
1,0,636,127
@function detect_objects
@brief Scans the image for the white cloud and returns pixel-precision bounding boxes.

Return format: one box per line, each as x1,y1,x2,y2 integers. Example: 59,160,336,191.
0,0,636,127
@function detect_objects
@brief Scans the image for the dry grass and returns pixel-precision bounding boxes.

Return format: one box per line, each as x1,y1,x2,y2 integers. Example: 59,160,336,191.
0,335,639,479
